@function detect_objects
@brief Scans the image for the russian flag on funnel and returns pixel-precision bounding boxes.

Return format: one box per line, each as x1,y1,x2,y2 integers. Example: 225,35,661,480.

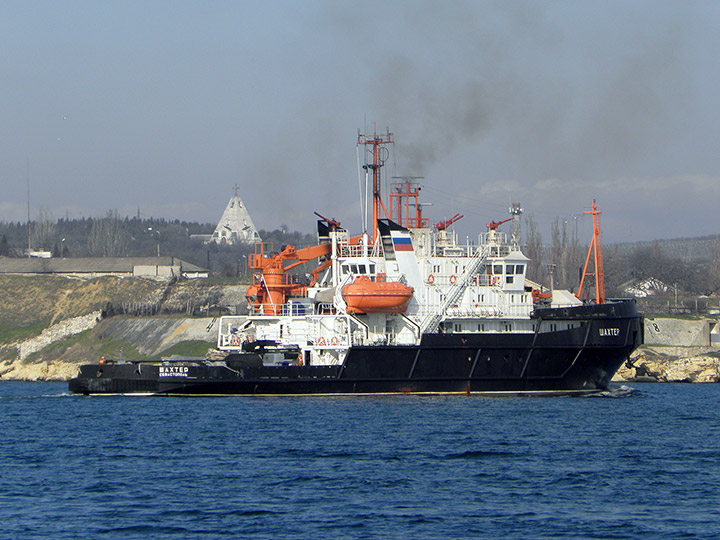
392,237,413,251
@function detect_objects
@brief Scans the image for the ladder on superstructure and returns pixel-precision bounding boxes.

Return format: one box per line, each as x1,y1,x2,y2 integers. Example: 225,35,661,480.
420,245,490,334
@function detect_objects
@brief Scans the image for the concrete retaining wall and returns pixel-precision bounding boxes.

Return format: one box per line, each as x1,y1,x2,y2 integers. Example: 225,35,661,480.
17,311,104,361
644,317,711,347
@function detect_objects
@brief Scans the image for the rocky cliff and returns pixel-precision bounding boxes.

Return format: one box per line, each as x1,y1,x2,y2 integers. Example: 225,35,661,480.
611,316,720,383
1,316,218,381
613,346,720,383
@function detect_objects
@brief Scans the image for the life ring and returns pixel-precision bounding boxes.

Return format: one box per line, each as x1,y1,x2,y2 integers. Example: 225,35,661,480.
317,337,326,346
427,274,435,284
231,336,241,346
449,275,457,285
492,276,500,286
331,336,338,346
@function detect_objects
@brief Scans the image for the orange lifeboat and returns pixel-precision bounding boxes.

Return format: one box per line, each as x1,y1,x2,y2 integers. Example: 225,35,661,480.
342,275,414,314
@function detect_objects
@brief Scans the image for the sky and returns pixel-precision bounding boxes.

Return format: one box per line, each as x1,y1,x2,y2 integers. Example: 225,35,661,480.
2,0,719,245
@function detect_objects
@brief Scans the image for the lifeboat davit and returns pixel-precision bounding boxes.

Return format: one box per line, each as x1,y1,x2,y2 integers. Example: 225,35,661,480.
342,275,414,314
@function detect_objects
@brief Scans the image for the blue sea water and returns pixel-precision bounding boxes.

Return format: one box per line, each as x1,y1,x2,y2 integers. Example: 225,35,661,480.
1,383,719,539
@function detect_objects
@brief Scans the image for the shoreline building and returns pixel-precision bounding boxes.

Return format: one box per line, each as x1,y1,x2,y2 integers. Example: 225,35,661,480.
0,256,208,279
207,185,261,245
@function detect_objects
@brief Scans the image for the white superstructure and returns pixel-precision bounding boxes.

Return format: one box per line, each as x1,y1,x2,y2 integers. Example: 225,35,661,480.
216,216,580,367
217,130,580,367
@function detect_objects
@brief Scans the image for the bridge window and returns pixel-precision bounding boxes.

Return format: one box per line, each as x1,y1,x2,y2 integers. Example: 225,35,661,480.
515,264,524,274
358,264,366,274
506,264,515,274
493,265,503,274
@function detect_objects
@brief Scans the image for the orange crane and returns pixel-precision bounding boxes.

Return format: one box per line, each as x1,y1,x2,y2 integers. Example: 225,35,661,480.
434,213,464,231
314,211,342,230
246,242,331,315
246,234,361,315
486,217,513,231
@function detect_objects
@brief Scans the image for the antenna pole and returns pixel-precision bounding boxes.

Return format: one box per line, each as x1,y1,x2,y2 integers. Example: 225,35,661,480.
357,127,393,242
510,202,523,248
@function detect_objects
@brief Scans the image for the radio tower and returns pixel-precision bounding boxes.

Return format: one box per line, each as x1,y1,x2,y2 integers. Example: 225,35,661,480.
509,202,523,248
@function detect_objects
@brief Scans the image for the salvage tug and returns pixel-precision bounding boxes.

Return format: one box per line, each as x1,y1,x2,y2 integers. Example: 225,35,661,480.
70,130,643,396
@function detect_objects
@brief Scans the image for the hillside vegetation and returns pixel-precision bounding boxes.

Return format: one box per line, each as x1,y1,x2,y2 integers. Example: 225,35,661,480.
0,274,248,379
0,275,251,341
0,275,166,342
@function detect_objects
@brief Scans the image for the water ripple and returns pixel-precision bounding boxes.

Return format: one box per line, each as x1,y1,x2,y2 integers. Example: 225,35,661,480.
1,382,720,539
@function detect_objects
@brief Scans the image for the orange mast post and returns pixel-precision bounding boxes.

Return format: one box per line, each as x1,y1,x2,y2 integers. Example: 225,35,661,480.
389,179,429,228
577,200,605,304
358,127,393,242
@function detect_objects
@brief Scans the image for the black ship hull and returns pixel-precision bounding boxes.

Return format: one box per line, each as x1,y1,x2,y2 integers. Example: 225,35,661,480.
69,300,643,396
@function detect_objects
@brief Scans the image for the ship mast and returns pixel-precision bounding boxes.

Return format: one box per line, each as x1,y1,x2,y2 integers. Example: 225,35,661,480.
358,127,393,243
577,200,605,304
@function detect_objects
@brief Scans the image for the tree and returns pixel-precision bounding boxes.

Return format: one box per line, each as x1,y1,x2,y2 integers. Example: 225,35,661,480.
629,242,694,293
603,245,624,297
0,235,8,256
550,219,568,288
31,207,56,251
524,215,545,285
87,210,131,257
705,237,720,295
549,218,585,292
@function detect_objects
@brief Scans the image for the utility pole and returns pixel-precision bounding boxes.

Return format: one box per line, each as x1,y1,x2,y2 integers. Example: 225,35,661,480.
26,158,31,257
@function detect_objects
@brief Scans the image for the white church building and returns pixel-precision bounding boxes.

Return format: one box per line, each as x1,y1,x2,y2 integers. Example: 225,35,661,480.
208,185,261,245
